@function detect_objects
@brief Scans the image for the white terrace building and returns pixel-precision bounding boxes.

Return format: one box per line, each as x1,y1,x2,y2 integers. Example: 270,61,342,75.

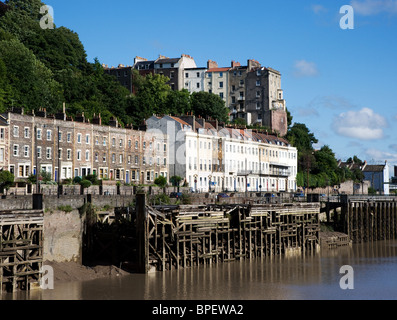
146,115,297,193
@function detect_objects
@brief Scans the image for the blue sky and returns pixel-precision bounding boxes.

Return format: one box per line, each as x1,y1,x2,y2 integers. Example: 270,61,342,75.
49,0,397,172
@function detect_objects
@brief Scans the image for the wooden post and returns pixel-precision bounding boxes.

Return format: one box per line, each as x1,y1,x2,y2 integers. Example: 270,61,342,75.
136,193,149,273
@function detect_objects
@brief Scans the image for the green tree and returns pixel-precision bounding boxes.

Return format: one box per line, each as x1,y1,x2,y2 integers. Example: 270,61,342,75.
0,38,62,112
190,91,229,123
286,123,318,157
154,175,167,188
0,170,14,194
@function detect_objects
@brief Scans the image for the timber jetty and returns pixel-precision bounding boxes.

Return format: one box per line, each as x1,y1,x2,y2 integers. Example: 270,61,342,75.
134,194,321,273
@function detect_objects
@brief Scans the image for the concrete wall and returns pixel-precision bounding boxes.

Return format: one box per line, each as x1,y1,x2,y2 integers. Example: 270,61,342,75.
43,209,83,263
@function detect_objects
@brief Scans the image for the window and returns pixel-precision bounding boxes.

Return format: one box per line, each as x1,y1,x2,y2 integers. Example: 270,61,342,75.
13,126,19,137
135,141,138,149
77,150,81,161
219,72,223,77
219,92,224,99
103,137,107,146
164,143,167,152
58,148,62,160
24,145,29,157
37,147,41,158
119,139,123,148
219,81,223,88
77,133,81,143
0,148,4,162
95,136,99,145
13,144,19,156
37,129,42,140
196,82,200,89
46,147,52,159
185,72,189,78
86,134,90,144
112,153,116,163
256,80,261,86
197,72,200,78
47,130,52,141
95,153,99,162
24,127,29,138
58,131,62,142
85,150,90,161
112,138,116,147
128,140,131,148
67,132,71,142
0,128,4,140
135,156,138,165
103,153,106,162
143,142,146,149
67,149,71,160
119,154,123,163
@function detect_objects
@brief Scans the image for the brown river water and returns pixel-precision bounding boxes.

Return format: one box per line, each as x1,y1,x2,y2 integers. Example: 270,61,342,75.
3,240,397,300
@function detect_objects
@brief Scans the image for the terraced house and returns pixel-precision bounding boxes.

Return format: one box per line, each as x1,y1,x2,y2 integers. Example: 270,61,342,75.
1,108,168,187
146,115,297,193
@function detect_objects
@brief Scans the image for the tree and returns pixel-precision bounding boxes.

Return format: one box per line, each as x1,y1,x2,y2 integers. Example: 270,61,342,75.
0,170,14,194
170,175,182,191
0,38,62,113
154,176,167,188
286,123,318,157
190,91,229,123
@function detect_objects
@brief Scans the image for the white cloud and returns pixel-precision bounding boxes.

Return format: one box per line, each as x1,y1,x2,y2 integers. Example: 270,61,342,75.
365,148,397,164
308,95,357,110
351,0,397,16
332,107,388,140
311,4,328,14
293,60,319,78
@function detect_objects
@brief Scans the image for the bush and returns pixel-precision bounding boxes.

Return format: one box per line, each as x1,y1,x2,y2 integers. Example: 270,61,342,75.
79,179,92,189
154,176,167,188
73,176,82,184
57,205,73,213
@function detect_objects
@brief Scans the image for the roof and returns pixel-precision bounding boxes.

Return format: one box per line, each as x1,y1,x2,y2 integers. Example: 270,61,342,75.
155,58,180,64
363,165,385,173
168,116,190,127
206,67,230,73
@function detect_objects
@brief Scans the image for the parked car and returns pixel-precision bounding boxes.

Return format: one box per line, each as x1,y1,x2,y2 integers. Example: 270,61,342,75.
217,193,229,198
294,192,305,197
264,193,275,198
170,192,183,198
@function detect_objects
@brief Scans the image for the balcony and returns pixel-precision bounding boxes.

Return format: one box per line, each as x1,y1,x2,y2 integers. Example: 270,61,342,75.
238,96,245,101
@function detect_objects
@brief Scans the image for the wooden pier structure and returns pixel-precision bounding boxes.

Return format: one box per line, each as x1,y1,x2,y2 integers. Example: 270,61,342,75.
340,197,397,243
136,194,321,273
0,210,44,293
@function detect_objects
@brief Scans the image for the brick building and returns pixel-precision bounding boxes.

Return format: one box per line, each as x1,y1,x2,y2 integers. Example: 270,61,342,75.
1,108,168,186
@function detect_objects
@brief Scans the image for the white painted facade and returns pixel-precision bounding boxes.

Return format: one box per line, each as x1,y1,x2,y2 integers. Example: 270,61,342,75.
184,127,297,193
184,68,206,93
